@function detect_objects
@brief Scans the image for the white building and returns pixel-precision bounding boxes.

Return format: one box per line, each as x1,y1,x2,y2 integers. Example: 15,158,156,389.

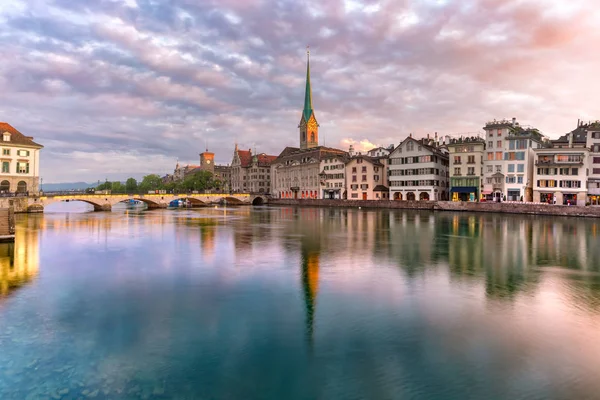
320,153,347,199
482,118,548,202
533,129,588,206
388,135,449,201
0,122,43,194
584,121,600,205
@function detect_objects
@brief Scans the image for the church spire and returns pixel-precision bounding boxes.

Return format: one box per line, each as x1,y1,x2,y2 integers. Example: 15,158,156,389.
303,46,313,122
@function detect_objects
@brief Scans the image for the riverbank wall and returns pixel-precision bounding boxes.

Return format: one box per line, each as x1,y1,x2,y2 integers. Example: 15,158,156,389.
269,199,600,218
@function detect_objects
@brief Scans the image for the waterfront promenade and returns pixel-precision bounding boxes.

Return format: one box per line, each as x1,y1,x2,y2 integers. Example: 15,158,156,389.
270,198,600,218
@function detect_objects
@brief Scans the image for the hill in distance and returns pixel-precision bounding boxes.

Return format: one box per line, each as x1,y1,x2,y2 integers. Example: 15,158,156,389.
42,182,96,191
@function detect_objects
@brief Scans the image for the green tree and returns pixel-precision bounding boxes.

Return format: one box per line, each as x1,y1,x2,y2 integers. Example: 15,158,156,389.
125,178,138,193
181,171,214,192
138,174,164,193
96,181,111,191
111,181,125,193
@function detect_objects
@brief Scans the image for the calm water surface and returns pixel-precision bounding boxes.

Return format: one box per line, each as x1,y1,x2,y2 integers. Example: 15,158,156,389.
1,203,600,399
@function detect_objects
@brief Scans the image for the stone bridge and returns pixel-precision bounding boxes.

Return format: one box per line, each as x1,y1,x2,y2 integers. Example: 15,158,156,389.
26,193,268,212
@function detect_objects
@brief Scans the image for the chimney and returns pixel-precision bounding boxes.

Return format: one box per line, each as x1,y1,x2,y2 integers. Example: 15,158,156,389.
427,133,430,140
435,132,438,144
512,117,516,127
569,132,574,148
577,118,581,127
409,133,412,138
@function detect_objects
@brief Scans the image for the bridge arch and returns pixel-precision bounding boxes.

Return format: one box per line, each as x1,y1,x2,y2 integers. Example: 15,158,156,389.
176,197,208,207
49,198,110,212
252,196,267,206
222,197,245,205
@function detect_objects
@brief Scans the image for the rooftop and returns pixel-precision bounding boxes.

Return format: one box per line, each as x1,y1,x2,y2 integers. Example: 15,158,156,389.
0,122,43,148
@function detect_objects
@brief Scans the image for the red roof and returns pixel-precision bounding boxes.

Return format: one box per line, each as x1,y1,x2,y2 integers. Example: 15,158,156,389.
0,122,43,148
236,150,276,168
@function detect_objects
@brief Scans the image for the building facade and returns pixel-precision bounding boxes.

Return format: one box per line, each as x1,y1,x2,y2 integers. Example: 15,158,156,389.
447,136,485,201
271,49,348,200
584,121,600,205
230,145,276,193
532,124,589,206
482,118,548,202
388,136,449,201
0,123,43,194
345,155,389,200
320,153,347,199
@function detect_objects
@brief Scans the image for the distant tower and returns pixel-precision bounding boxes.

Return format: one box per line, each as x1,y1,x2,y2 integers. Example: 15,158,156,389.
299,47,319,150
200,148,215,174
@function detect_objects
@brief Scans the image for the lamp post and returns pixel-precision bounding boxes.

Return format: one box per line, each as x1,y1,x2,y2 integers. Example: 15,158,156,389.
40,177,43,193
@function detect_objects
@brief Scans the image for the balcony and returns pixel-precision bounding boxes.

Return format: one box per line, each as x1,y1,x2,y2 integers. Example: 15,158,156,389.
535,159,584,166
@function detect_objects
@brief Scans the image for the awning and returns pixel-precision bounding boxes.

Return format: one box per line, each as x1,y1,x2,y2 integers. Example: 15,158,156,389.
450,186,478,194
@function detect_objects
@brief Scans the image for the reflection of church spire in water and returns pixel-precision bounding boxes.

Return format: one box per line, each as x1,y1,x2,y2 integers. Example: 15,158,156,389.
301,249,320,347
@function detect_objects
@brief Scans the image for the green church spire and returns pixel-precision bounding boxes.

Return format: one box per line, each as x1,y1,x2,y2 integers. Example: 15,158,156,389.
303,47,313,122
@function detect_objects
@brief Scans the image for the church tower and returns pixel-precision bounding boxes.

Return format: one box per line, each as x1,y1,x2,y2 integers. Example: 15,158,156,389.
299,48,319,150
199,149,215,174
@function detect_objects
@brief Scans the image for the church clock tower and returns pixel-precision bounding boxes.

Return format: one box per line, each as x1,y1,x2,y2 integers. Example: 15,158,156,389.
299,47,318,150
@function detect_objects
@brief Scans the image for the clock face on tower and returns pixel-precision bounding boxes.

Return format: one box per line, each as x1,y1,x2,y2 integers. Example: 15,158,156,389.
206,160,211,164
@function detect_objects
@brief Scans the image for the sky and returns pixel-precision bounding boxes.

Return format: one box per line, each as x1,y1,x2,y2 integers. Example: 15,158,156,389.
0,0,599,183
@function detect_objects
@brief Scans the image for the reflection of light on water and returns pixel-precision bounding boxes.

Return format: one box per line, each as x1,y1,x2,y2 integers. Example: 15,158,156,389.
0,220,39,297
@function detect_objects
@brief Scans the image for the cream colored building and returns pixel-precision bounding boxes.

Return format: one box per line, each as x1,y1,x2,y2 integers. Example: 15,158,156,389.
345,155,389,200
388,135,449,201
447,136,486,201
533,128,588,206
0,123,43,194
584,121,600,205
320,153,347,199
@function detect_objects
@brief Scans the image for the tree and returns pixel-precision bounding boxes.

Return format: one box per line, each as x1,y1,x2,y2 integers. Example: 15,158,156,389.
181,171,214,192
125,178,138,193
111,181,125,193
138,174,164,193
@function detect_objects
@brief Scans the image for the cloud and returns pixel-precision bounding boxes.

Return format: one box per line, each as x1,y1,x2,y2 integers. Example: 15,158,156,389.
0,0,598,181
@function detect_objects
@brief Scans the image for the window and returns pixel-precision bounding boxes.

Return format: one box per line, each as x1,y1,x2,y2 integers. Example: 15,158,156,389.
362,175,367,182
487,153,494,161
509,141,515,150
593,168,600,174
592,131,600,139
17,162,29,174
406,142,414,151
2,149,9,156
488,141,493,149
2,133,10,142
516,152,525,161
495,152,502,160
1,162,8,173
467,155,475,164
497,129,502,136
495,165,502,173
352,167,357,173
508,164,515,173
351,193,358,198
594,157,600,164
497,140,502,148
517,164,524,173
486,178,492,184
517,176,523,184
506,176,516,184
362,166,367,172
454,167,461,176
556,155,582,163
572,168,578,175
454,156,461,164
467,167,475,175
487,165,493,173
17,150,29,157
374,175,380,181
352,176,357,182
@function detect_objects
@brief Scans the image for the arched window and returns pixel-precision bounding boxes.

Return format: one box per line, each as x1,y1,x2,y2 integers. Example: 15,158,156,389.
0,180,9,192
311,132,315,142
17,181,27,193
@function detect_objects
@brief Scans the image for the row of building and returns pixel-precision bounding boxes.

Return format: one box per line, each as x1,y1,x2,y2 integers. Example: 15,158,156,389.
170,50,600,206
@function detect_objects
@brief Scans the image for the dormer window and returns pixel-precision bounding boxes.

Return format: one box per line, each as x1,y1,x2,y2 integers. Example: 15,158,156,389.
3,132,10,142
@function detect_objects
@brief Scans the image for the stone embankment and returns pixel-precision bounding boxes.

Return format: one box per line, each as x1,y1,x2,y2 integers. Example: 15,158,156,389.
269,199,600,218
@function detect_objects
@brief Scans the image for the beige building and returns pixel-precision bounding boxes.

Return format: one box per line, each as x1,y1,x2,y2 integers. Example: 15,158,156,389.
0,123,43,194
230,145,276,193
533,127,588,206
345,155,389,200
447,136,486,201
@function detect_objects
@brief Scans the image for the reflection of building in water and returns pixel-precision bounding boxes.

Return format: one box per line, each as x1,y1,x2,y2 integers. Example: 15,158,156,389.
200,224,216,259
0,217,40,297
302,248,320,346
388,211,438,274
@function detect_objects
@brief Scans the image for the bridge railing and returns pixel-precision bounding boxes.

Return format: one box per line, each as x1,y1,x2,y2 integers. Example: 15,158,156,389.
0,192,29,198
36,191,254,197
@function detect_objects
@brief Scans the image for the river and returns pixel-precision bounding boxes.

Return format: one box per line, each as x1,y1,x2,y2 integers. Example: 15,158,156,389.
1,203,600,399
